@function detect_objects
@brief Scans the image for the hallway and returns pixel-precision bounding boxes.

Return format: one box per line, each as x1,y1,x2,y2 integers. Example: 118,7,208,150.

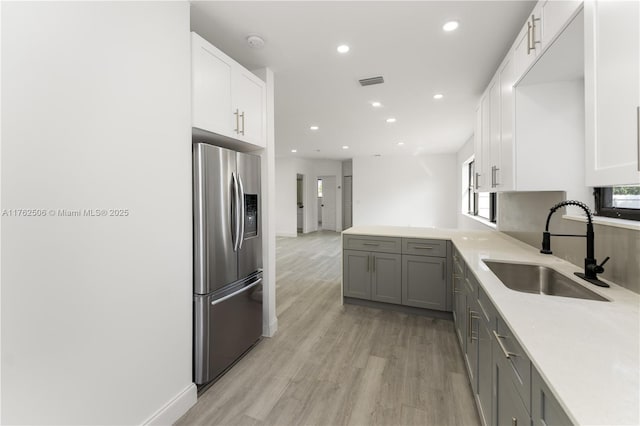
177,231,479,425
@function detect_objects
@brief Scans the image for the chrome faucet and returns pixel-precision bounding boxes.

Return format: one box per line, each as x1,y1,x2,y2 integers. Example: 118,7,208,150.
540,200,610,287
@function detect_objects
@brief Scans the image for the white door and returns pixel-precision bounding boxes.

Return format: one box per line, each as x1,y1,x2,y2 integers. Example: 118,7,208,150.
319,176,336,231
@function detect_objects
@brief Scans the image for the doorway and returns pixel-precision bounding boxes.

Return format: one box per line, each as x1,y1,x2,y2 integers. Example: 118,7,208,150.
343,175,352,229
317,176,337,231
297,174,304,233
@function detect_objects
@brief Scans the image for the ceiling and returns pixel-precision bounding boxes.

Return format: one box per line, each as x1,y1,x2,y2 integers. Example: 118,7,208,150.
190,1,535,160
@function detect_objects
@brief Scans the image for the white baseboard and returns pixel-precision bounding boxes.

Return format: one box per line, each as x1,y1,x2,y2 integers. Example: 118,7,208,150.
263,317,278,337
276,232,297,238
142,383,197,426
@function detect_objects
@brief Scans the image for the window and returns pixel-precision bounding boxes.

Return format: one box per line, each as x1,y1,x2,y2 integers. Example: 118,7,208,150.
465,160,497,223
317,179,323,198
594,186,640,221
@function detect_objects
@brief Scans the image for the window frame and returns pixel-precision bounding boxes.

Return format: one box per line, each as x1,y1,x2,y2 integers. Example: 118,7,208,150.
594,187,640,221
466,159,497,223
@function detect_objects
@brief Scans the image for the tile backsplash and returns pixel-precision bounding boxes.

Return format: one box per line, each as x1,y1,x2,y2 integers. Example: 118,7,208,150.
498,191,640,294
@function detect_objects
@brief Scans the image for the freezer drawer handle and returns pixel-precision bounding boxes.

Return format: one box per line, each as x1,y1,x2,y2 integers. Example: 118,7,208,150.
211,277,263,306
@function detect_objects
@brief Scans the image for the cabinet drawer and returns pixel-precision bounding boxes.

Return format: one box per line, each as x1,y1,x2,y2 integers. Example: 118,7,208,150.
402,238,447,257
343,235,401,254
495,317,532,413
477,285,496,328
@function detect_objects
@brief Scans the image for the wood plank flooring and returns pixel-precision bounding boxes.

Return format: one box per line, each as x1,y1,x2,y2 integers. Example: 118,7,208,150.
176,231,480,426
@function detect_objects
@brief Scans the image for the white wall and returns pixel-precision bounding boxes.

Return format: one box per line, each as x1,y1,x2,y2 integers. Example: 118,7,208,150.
253,68,278,337
1,2,195,424
275,158,342,236
352,154,458,228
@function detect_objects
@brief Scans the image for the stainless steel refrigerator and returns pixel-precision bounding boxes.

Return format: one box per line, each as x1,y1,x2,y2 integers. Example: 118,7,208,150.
193,142,262,386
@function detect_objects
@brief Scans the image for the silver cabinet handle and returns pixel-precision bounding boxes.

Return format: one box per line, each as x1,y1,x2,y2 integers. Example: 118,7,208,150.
467,307,472,339
529,14,541,52
234,109,240,134
211,277,262,306
526,20,533,54
494,167,500,187
493,330,518,359
475,172,480,190
512,417,517,426
240,111,246,136
414,246,434,250
442,262,445,280
367,255,370,272
372,255,376,273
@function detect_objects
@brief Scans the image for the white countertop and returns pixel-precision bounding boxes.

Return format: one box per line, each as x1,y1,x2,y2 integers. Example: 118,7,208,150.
344,226,640,425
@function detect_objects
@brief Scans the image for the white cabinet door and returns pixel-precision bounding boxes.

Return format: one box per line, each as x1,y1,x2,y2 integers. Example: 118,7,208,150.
498,55,515,192
540,0,582,50
489,79,501,191
514,5,542,82
191,33,233,137
473,105,484,192
585,0,640,186
480,91,492,192
233,67,265,147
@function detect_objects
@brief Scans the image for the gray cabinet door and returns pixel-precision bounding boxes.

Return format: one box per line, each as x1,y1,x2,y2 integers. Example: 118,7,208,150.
453,273,467,353
493,338,531,426
467,298,479,393
532,368,573,426
371,252,402,304
477,316,493,426
343,250,371,300
402,255,447,310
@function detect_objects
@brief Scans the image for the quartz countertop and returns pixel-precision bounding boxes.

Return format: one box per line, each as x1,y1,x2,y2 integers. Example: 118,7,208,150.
343,226,640,425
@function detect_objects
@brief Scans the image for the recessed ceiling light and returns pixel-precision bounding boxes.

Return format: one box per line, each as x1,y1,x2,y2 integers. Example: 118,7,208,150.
397,142,405,146
371,101,382,107
386,118,397,123
291,149,297,153
443,21,459,32
342,145,349,150
433,93,444,100
337,44,350,54
310,126,319,130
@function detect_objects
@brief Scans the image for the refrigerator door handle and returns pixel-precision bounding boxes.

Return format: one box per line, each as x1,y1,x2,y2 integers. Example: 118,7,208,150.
238,174,246,250
231,172,241,252
210,277,262,306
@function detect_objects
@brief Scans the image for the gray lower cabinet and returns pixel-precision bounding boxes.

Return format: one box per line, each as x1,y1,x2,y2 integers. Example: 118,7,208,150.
343,248,401,304
343,234,450,311
402,255,446,310
453,248,572,426
532,369,573,426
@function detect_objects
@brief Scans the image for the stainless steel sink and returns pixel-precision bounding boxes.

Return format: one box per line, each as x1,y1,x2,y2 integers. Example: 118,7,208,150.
483,260,609,302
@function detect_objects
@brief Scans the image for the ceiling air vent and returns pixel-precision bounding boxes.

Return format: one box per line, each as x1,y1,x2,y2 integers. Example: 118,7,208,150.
358,76,384,86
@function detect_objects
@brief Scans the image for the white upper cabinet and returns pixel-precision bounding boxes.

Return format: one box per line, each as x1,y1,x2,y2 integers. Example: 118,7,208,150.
584,0,640,186
191,32,266,148
192,33,234,138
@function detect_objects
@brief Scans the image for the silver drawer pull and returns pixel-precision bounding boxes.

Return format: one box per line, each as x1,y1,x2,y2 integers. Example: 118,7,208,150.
493,330,518,359
211,277,262,306
414,246,434,250
363,243,379,246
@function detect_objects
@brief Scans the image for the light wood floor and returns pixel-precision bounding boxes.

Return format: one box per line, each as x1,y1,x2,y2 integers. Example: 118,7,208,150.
177,231,480,426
